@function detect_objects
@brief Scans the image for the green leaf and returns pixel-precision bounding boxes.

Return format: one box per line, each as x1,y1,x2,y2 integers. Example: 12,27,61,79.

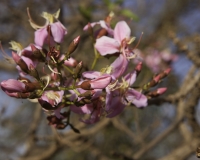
120,9,139,21
78,5,92,21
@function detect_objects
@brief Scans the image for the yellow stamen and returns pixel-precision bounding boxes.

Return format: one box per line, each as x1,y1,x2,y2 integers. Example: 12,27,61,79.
9,41,23,53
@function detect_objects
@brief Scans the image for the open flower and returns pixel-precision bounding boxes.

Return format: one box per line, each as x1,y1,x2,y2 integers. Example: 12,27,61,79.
106,70,147,118
95,21,136,78
95,21,135,57
28,9,67,46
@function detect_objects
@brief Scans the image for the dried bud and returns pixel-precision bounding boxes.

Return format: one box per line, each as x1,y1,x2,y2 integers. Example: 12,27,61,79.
17,92,31,98
80,80,91,90
25,82,42,92
74,98,92,106
67,36,80,55
97,28,107,39
30,44,45,60
79,90,95,98
73,61,83,78
47,115,60,125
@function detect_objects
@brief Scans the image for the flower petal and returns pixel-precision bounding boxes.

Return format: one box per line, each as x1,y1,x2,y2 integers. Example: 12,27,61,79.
51,22,67,43
106,90,126,118
126,88,148,108
110,54,128,79
114,21,131,43
124,71,137,86
82,71,101,79
95,36,120,56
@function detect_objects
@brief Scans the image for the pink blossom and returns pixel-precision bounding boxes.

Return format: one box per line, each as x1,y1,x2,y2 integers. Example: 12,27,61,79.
35,22,67,47
105,70,147,117
95,21,132,56
38,90,64,108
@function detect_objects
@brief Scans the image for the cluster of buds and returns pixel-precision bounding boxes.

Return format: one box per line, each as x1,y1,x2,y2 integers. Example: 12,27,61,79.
0,9,170,129
134,48,178,73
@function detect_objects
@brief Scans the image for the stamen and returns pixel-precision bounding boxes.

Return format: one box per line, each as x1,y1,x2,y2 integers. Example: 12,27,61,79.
0,42,14,63
50,56,57,63
47,64,61,75
27,7,43,29
42,76,50,91
133,32,143,50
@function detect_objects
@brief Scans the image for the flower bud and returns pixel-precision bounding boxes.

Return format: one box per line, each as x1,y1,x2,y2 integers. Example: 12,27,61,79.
158,68,171,79
135,62,142,76
1,79,26,92
64,57,78,68
28,64,40,80
12,52,29,73
25,82,42,92
143,75,161,90
73,61,83,78
147,87,167,98
30,44,45,61
66,36,80,56
80,80,91,90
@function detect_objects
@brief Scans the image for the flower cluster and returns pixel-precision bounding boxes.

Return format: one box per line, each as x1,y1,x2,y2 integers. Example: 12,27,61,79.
0,10,170,130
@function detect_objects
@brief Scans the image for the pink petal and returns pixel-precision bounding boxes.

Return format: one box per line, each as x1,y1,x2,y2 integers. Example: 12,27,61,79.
51,22,67,43
110,54,128,79
82,71,101,79
99,20,114,35
83,22,100,30
124,71,136,86
95,36,120,56
70,104,93,114
90,75,111,89
114,21,131,43
34,27,49,47
106,90,126,118
126,88,148,108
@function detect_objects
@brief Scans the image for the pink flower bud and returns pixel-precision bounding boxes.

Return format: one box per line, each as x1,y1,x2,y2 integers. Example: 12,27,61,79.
135,62,142,72
12,51,21,63
67,36,80,55
80,75,111,90
1,79,26,92
164,68,171,75
157,88,167,95
153,75,161,83
64,57,78,68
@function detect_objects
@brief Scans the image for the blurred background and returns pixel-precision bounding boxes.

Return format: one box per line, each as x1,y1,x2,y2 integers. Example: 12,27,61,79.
0,0,200,160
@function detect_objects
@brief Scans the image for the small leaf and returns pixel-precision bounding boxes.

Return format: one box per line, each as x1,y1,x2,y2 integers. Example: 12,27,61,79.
120,9,139,21
78,5,92,21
